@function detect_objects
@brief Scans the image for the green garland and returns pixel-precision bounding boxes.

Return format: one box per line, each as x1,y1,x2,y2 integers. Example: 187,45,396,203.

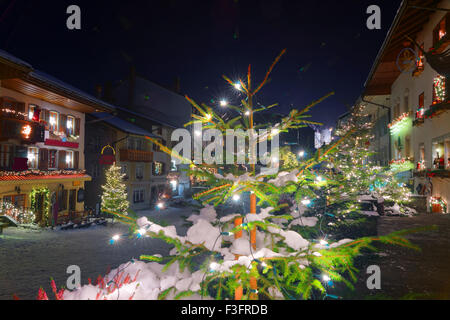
30,186,51,226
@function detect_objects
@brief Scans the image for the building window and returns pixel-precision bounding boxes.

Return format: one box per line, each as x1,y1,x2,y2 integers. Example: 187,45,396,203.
27,147,39,169
0,144,12,169
48,150,57,169
403,90,409,113
133,189,145,203
434,16,447,45
65,150,74,169
136,164,144,179
171,160,177,171
67,116,75,136
433,75,446,104
121,164,128,179
127,137,135,150
135,138,143,151
416,43,425,71
3,194,25,208
58,189,68,212
433,141,445,169
394,102,400,119
28,105,35,121
69,189,76,211
49,111,59,132
152,162,164,176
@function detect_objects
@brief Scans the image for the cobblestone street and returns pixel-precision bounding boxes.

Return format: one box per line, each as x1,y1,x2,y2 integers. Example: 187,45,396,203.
346,213,450,299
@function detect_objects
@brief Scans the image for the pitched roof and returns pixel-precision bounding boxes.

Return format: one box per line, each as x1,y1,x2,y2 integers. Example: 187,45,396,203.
90,112,159,137
363,0,438,95
0,49,115,113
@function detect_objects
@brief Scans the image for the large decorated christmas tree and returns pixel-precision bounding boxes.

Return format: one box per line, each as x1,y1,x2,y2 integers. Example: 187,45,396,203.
101,164,130,216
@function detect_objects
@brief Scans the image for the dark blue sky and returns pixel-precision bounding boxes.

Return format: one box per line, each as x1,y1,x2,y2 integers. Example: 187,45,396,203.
0,0,401,127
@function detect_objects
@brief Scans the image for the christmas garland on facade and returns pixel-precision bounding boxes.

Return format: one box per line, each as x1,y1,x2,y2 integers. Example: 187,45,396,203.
30,186,51,226
429,197,447,214
0,169,86,177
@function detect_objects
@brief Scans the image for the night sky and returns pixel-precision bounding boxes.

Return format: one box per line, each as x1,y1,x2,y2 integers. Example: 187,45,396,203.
0,0,401,127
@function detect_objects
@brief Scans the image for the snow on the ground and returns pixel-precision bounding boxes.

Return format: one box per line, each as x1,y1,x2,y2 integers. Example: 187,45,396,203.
385,203,416,217
0,206,193,300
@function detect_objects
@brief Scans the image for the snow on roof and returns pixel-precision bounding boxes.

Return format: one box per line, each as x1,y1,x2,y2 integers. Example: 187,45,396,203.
0,49,32,69
91,113,159,137
30,71,116,111
0,49,115,112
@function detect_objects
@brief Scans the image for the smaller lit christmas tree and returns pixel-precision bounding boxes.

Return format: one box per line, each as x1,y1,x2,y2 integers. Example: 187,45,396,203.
101,164,129,216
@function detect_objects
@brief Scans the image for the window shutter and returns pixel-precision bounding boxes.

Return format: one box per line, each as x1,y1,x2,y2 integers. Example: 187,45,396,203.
60,114,67,134
58,150,66,169
74,151,79,169
39,148,49,170
75,118,80,136
43,109,50,129
17,102,25,113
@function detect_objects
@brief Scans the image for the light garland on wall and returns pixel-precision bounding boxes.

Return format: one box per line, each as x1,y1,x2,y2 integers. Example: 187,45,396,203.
389,158,414,172
433,75,446,103
1,108,28,118
388,112,412,135
0,169,86,177
430,196,447,214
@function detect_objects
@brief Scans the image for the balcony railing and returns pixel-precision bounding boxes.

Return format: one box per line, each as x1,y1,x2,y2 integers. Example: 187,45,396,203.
0,118,45,142
119,149,153,162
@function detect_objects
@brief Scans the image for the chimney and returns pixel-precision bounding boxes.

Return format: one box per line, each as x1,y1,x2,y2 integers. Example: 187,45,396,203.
95,84,103,99
128,65,136,107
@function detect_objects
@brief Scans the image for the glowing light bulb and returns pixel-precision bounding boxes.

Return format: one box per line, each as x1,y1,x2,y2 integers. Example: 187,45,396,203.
219,100,228,107
210,262,219,271
298,151,305,157
301,199,311,205
112,234,120,241
232,194,240,201
244,111,250,116
322,275,331,281
157,202,164,209
234,82,241,90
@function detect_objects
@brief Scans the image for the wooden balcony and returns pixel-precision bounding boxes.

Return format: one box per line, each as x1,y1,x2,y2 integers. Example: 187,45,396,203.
119,149,153,162
0,117,45,143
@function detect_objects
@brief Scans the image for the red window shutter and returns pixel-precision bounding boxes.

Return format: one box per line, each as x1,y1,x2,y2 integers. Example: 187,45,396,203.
16,102,25,113
58,150,66,169
74,151,79,169
75,118,81,136
60,114,67,134
43,109,50,129
39,148,49,170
